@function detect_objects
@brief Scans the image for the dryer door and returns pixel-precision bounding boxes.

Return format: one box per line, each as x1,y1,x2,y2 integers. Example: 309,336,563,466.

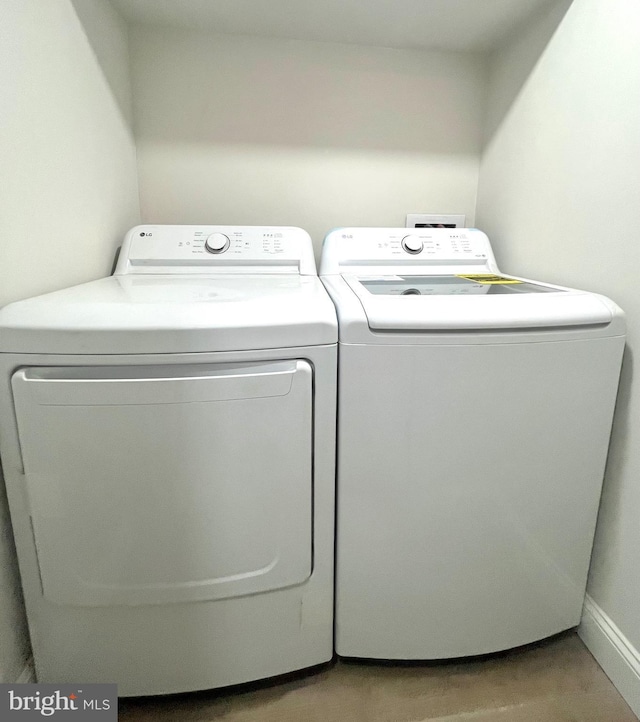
12,360,312,606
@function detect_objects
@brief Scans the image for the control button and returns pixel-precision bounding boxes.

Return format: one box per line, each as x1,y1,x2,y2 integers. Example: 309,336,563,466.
205,233,230,254
401,235,423,254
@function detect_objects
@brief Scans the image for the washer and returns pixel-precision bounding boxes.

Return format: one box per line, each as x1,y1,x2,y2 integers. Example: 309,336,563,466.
0,225,337,696
320,227,625,660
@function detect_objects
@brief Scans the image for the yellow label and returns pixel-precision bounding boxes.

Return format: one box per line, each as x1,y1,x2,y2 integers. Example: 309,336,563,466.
456,274,522,285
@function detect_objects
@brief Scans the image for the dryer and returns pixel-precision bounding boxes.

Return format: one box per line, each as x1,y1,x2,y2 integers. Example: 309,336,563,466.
0,225,337,695
320,227,625,660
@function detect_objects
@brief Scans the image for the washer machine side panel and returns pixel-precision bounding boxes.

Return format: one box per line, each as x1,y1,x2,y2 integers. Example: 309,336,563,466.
335,335,624,659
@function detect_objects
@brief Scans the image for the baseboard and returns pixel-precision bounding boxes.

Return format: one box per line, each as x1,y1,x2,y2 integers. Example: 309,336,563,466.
15,658,35,684
579,595,640,718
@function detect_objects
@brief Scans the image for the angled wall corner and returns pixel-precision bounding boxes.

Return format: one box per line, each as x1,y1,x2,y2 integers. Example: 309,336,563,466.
0,0,140,681
476,0,640,713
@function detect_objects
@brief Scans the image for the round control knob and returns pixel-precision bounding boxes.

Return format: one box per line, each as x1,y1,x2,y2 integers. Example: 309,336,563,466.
205,232,230,254
401,235,423,254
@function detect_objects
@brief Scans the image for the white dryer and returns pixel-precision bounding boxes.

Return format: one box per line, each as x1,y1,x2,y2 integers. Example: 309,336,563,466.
320,227,625,660
0,225,337,695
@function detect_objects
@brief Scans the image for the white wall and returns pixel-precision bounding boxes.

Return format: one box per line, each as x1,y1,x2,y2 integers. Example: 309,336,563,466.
477,0,640,712
0,0,140,308
130,26,486,254
0,0,139,681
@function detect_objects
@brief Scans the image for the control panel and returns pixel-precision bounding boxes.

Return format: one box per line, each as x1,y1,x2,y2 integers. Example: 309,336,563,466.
115,225,317,275
319,228,498,275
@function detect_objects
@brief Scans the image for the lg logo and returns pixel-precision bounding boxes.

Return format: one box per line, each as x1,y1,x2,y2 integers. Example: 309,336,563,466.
139,232,153,237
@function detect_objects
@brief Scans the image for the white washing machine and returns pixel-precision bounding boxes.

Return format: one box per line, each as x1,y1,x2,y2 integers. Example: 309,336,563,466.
320,227,625,660
0,225,337,695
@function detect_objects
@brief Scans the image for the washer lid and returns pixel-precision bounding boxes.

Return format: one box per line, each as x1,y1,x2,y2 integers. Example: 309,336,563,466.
0,274,337,354
342,274,618,332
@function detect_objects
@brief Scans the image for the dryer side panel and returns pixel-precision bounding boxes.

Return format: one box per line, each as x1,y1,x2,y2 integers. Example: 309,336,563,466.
12,360,313,607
